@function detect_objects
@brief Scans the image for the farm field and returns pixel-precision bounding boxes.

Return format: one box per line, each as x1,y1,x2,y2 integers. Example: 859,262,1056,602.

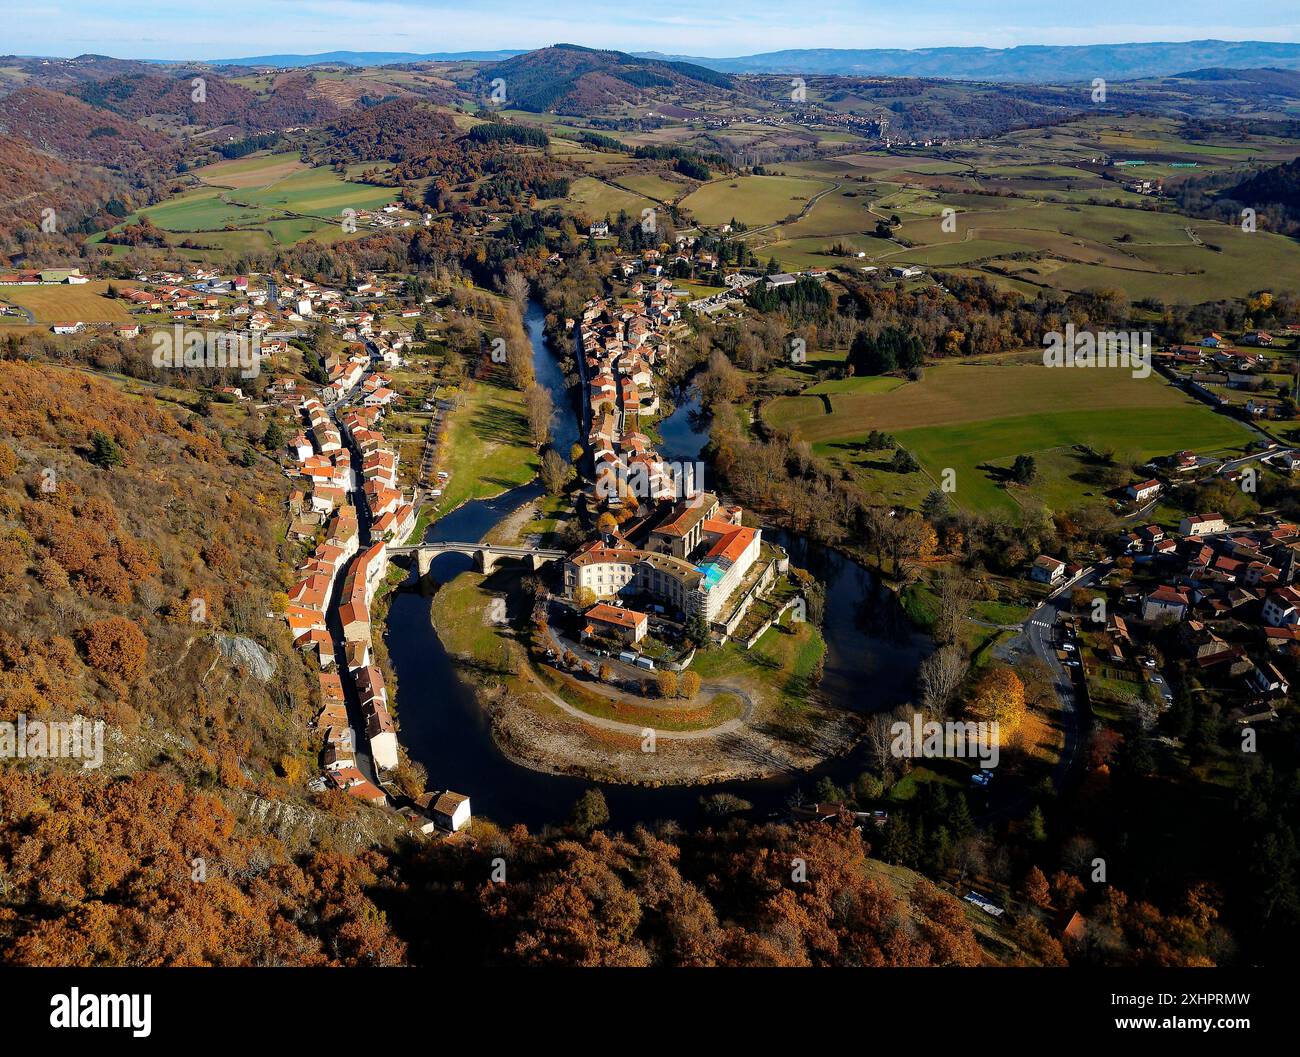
679,174,835,228
231,166,395,216
559,175,655,219
804,374,907,397
195,151,308,188
0,281,133,324
768,362,1254,517
93,162,400,254
613,170,692,203
754,187,1300,300
759,114,1300,300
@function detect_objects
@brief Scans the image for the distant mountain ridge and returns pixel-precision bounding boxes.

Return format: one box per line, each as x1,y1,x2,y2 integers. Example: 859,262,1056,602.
204,49,527,68
182,39,1300,81
639,40,1300,82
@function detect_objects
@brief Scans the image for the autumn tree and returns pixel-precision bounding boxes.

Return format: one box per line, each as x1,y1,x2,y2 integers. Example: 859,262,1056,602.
524,383,552,445
502,270,529,308
969,665,1026,734
1023,865,1052,909
678,670,701,700
80,616,147,684
656,670,679,698
540,448,571,494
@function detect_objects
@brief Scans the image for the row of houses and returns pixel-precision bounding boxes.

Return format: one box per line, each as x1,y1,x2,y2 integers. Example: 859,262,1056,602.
577,289,680,512
327,371,471,833
282,394,390,805
284,373,404,803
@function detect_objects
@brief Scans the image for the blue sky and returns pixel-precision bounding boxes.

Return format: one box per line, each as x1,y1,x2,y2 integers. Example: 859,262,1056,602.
11,1,1300,60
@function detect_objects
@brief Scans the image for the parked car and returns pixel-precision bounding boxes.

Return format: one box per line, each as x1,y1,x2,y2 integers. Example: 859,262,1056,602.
1141,657,1158,669
1061,642,1076,652
970,770,993,787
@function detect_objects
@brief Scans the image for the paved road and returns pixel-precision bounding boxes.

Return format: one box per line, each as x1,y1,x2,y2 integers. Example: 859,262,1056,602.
1217,447,1295,476
1024,560,1113,791
530,673,755,740
976,561,1112,822
0,301,35,325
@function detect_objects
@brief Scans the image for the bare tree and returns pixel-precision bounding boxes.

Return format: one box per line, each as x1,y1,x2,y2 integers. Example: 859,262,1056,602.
503,271,530,308
525,383,553,446
933,570,975,646
917,644,969,717
953,836,988,887
863,712,896,777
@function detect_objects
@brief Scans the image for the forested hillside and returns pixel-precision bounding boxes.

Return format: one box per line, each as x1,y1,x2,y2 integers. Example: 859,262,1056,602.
0,362,309,776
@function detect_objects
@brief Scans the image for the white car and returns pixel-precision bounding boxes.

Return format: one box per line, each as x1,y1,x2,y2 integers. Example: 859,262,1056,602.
1061,642,1076,652
1142,657,1157,669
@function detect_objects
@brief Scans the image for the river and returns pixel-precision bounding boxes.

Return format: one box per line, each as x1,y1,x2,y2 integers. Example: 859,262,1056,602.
383,300,928,830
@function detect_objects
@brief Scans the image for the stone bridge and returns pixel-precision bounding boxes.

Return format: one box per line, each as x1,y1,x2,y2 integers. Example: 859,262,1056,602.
387,541,567,577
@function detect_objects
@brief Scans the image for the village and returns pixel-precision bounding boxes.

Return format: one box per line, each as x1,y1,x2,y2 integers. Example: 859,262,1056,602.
548,238,801,675
1027,485,1298,737
274,282,472,836
59,256,480,834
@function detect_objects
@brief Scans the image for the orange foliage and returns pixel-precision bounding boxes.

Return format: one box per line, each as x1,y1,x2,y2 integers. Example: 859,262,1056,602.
80,616,148,684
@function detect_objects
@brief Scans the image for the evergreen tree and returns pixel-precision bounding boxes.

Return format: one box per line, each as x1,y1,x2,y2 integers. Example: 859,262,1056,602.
1026,805,1047,843
262,418,285,450
927,824,954,874
89,430,124,469
568,789,609,833
950,793,975,838
880,814,917,865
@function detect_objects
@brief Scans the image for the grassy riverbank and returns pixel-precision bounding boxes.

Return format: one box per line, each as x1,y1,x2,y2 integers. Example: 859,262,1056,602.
429,363,540,517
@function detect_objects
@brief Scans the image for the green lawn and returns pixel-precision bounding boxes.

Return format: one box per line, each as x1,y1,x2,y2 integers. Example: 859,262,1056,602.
769,362,1254,517
891,406,1249,516
429,365,540,516
98,164,399,248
